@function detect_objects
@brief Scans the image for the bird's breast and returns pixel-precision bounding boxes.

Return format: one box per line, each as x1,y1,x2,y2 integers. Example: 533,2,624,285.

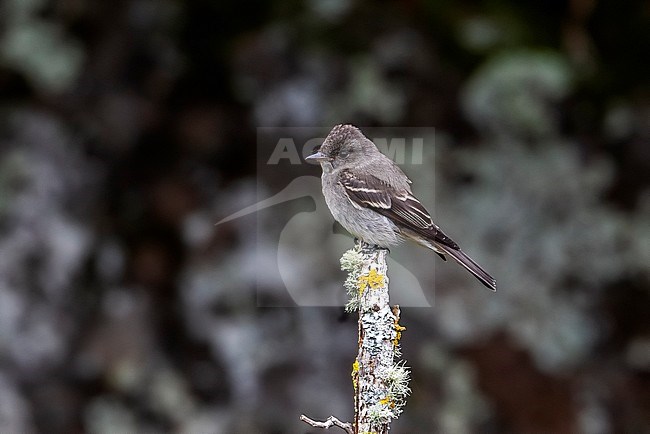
321,175,401,247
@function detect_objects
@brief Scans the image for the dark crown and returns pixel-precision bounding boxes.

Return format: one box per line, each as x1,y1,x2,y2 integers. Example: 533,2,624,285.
324,124,361,151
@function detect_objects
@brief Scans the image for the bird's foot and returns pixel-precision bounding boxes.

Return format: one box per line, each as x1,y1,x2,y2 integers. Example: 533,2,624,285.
357,240,390,254
376,245,390,254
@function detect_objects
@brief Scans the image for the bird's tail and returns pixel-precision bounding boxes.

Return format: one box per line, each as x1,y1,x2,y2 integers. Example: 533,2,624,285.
437,244,497,291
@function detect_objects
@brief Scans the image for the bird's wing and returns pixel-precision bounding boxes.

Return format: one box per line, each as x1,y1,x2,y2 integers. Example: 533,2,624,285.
338,169,459,250
338,169,392,210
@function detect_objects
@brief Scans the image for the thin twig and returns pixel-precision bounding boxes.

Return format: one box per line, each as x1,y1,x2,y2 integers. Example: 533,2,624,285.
300,414,354,434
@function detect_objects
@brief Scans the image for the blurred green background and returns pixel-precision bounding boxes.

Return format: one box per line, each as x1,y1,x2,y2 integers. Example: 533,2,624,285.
0,0,649,433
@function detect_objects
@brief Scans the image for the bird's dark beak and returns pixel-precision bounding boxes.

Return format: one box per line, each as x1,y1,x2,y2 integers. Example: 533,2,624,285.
305,151,330,163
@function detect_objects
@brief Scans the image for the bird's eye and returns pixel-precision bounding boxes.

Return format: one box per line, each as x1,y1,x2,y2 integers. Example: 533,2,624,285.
339,150,350,158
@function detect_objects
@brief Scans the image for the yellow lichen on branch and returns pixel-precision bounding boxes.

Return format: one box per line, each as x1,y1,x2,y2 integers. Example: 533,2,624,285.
352,359,359,392
393,320,406,347
358,268,385,294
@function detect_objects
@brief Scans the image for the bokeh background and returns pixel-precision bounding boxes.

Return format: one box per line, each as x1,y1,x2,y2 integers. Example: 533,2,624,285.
1,0,649,432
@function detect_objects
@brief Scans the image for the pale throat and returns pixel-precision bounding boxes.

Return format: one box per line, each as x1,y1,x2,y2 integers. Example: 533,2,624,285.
321,161,334,174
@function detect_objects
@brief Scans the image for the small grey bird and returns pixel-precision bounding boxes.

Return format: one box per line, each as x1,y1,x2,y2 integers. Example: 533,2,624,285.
306,124,496,291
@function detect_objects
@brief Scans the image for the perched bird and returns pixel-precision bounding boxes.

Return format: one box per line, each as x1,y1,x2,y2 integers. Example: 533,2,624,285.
306,124,496,291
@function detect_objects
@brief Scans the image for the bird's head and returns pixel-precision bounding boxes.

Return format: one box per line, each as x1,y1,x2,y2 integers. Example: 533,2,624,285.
306,124,374,169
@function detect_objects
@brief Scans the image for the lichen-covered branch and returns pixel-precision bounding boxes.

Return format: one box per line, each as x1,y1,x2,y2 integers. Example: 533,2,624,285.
301,241,409,433
342,242,410,433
